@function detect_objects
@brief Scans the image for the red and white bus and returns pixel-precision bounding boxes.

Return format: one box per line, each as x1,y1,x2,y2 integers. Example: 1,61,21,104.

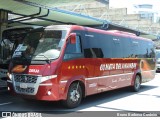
7,25,156,108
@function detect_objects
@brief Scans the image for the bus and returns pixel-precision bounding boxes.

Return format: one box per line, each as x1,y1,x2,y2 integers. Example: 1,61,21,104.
0,26,41,88
155,49,160,72
7,25,156,108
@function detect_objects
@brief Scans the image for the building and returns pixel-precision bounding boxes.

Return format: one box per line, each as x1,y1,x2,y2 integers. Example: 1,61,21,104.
109,0,160,23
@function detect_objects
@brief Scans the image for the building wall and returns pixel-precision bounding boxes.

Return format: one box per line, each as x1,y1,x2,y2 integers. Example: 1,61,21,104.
60,0,160,47
109,0,160,23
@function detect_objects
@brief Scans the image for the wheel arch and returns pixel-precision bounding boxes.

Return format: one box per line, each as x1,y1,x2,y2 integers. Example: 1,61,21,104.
63,78,86,100
62,79,85,108
131,72,142,92
131,70,142,86
136,73,142,84
69,80,85,98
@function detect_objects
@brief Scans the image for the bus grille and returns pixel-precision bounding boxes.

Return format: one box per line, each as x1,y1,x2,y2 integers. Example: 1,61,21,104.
15,86,35,94
14,75,38,83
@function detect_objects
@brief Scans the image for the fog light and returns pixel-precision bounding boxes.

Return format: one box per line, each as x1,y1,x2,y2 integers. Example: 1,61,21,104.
8,87,10,91
47,91,52,95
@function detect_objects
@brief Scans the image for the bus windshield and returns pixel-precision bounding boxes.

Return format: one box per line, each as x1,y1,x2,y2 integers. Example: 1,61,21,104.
13,29,67,61
0,28,29,64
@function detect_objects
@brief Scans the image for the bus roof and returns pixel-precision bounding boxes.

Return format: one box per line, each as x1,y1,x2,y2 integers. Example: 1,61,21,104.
72,25,152,42
44,25,152,42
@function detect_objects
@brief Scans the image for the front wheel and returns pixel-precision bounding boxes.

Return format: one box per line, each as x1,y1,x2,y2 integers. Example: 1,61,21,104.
62,82,82,109
131,75,141,92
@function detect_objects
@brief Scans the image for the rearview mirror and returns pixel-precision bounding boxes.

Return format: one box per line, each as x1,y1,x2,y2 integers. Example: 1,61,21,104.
69,33,76,44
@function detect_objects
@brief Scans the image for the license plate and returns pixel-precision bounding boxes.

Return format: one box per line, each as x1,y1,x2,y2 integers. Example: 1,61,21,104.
20,83,28,88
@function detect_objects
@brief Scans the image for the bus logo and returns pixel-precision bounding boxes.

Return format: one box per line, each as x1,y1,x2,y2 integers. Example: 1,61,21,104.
29,69,39,73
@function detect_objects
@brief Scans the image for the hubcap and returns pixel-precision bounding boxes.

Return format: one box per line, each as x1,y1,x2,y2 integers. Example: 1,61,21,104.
70,90,80,102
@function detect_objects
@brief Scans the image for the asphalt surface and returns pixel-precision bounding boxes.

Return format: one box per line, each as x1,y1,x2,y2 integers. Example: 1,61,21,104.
0,73,160,117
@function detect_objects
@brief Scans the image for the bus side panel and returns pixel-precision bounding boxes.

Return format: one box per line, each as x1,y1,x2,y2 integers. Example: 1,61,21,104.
83,32,137,92
95,58,138,92
140,59,156,82
131,38,156,83
59,58,98,98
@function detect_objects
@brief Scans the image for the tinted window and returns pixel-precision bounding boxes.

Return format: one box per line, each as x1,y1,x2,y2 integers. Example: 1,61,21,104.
131,39,139,58
84,48,103,58
83,32,112,58
84,48,93,58
82,31,154,59
121,37,132,58
131,39,155,58
148,42,155,58
92,48,104,58
112,37,123,58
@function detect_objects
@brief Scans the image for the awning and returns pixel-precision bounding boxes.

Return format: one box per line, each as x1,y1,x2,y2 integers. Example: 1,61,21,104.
0,0,159,40
0,0,104,26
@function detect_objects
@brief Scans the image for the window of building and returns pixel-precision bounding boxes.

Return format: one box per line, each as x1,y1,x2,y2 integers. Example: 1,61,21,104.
138,4,153,9
139,11,153,19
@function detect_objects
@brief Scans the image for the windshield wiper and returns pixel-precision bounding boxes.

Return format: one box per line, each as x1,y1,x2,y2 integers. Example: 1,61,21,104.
36,54,51,64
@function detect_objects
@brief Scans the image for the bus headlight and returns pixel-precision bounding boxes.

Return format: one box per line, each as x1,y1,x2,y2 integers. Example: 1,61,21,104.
7,73,13,80
40,75,57,83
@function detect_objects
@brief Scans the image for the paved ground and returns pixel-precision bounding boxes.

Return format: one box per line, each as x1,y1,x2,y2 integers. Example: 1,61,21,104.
0,73,160,117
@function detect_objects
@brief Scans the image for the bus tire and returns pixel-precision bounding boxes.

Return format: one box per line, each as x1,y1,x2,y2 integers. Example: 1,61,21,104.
131,75,141,92
62,82,82,108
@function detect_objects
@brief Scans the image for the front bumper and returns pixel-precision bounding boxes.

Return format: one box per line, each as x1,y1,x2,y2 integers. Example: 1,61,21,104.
156,64,160,72
7,74,62,101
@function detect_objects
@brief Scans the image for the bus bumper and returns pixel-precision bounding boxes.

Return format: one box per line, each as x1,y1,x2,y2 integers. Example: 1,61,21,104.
7,81,63,101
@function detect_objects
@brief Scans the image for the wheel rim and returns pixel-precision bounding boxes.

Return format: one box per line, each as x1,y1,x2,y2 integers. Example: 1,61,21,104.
135,76,140,89
70,89,80,102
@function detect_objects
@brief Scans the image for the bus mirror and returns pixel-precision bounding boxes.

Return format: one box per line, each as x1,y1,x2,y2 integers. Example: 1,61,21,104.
70,33,76,44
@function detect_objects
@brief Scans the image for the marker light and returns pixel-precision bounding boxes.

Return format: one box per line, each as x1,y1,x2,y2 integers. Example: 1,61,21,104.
47,91,52,96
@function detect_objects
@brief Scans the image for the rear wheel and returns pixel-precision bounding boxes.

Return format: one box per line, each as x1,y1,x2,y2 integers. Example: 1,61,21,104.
62,82,82,109
131,75,141,92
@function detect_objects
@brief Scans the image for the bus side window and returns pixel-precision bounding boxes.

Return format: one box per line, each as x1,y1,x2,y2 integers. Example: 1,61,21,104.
84,48,103,58
64,35,82,60
84,48,94,58
92,48,103,58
